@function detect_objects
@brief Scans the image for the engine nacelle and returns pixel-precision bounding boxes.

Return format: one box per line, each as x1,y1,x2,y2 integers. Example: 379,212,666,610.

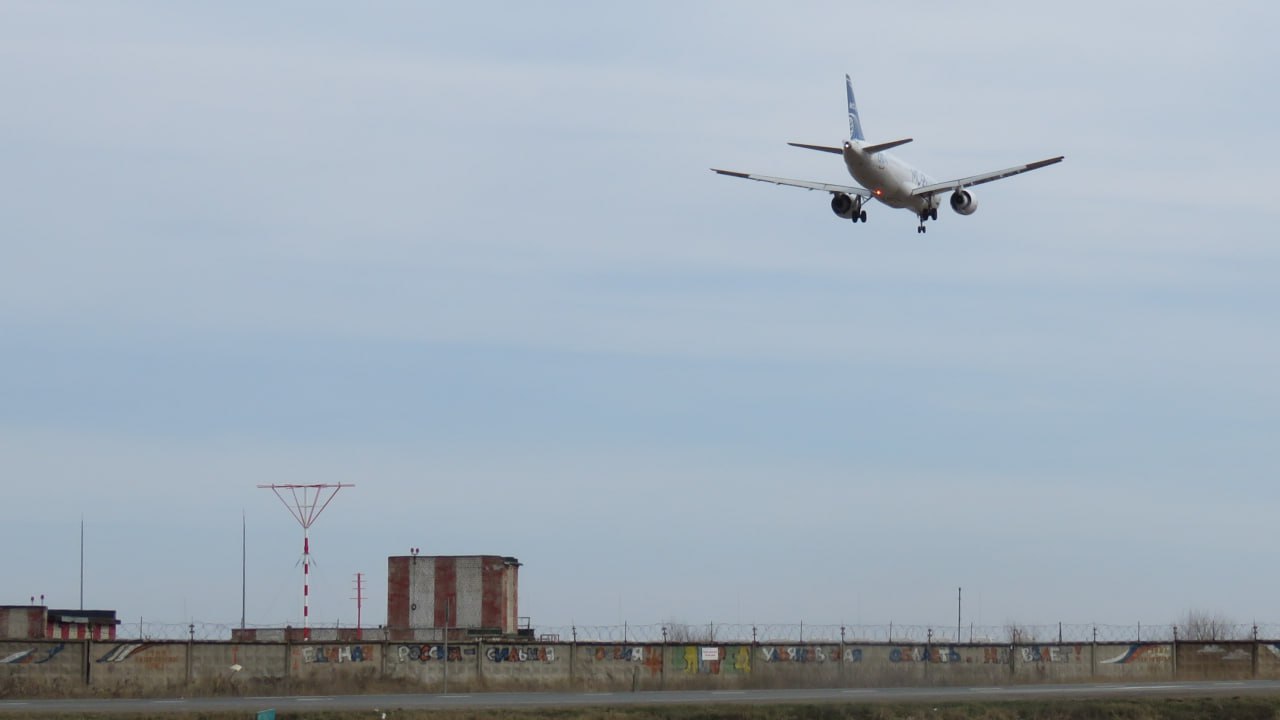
949,189,978,216
831,192,856,219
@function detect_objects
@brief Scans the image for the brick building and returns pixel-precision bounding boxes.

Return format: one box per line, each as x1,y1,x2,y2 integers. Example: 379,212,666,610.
0,605,119,641
386,555,521,640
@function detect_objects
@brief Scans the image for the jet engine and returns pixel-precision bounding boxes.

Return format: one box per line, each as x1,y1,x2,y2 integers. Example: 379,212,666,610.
831,192,856,219
949,189,978,216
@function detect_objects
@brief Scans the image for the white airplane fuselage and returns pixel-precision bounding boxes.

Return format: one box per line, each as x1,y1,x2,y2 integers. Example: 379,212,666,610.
843,141,940,214
710,74,1063,233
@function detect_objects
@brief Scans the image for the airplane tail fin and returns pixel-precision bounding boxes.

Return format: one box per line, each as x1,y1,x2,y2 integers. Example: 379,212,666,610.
845,74,865,141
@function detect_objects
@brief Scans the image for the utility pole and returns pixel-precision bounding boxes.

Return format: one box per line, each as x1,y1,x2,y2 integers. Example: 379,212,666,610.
443,599,452,693
351,573,365,641
241,511,247,631
957,587,962,644
79,517,84,610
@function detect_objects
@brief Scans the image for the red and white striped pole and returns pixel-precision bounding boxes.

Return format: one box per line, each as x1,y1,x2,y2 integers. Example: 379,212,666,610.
302,530,310,641
258,483,353,645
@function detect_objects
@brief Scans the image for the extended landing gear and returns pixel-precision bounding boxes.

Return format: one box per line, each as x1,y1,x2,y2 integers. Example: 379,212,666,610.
916,207,938,233
851,197,868,224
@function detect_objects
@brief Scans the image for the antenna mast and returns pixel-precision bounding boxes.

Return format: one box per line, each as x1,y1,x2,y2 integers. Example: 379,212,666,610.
258,483,354,641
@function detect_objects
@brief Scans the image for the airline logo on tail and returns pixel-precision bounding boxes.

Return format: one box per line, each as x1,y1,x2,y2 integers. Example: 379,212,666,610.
845,74,864,141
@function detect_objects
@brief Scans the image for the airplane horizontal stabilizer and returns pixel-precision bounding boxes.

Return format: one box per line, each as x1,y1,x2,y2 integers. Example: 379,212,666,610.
787,142,842,154
861,138,913,154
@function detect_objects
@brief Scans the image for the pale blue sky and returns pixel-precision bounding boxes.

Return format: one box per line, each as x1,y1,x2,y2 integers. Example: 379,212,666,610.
2,1,1279,635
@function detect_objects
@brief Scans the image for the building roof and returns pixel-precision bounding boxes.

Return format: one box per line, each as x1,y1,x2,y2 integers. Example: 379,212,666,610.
48,609,119,625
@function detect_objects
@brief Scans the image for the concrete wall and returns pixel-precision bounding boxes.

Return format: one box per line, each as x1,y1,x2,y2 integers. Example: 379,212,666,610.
0,640,84,696
8,638,1280,698
1177,641,1256,680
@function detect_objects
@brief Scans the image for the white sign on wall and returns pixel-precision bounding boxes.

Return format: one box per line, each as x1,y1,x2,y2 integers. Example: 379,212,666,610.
700,647,719,661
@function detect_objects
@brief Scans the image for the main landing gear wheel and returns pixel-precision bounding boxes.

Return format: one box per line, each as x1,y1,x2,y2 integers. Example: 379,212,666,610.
849,197,868,223
916,206,937,233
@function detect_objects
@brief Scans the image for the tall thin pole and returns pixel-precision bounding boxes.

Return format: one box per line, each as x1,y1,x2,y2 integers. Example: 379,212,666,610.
352,573,364,641
303,526,311,640
443,598,451,693
957,587,962,644
79,517,84,610
241,511,247,630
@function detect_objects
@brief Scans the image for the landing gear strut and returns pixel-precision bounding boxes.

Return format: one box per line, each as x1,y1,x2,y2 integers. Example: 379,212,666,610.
916,207,938,233
851,196,868,224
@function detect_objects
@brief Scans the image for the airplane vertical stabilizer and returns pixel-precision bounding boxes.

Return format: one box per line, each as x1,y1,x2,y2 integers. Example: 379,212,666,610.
846,74,865,141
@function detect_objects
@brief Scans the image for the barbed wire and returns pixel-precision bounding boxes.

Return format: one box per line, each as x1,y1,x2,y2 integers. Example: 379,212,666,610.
109,621,1280,643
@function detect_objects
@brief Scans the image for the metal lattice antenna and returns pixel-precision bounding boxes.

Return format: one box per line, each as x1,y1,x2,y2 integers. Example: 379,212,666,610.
258,483,354,640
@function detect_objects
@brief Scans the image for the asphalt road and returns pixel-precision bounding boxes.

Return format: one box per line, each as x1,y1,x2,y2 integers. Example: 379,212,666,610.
3,680,1280,715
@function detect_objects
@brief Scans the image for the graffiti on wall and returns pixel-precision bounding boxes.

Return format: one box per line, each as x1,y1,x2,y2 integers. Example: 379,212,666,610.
98,644,150,663
301,645,372,664
97,643,182,671
1101,644,1172,665
595,646,644,662
397,644,469,663
759,646,859,663
0,644,63,665
593,646,664,675
890,646,962,663
1021,645,1084,664
486,646,555,663
984,647,1009,664
1193,645,1251,662
673,646,751,675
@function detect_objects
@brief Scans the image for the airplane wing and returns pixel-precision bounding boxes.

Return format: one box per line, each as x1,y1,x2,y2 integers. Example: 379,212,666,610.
910,156,1064,197
710,169,872,198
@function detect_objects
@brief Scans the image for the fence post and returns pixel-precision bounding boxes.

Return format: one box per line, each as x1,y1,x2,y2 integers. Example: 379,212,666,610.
925,629,932,682
283,630,292,693
1091,626,1097,679
1171,625,1178,680
839,626,846,688
661,626,670,690
1253,624,1259,679
379,626,388,682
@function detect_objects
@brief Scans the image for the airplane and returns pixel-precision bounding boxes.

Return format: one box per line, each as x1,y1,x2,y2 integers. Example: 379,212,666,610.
712,75,1064,233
